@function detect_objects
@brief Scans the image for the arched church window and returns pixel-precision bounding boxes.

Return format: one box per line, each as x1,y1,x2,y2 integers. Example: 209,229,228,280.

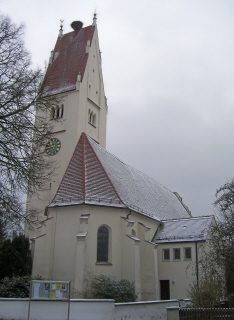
97,225,109,262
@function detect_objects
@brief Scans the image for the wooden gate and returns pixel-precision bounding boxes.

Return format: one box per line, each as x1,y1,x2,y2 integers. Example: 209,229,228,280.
179,308,234,320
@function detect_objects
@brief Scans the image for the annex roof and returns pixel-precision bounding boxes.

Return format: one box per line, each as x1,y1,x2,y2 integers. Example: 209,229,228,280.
154,216,214,243
49,133,191,221
42,25,95,95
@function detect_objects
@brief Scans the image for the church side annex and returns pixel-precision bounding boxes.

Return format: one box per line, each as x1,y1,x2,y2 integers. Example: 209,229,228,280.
28,14,214,301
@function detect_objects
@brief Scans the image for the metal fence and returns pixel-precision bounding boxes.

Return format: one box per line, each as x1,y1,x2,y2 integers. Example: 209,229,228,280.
179,308,234,320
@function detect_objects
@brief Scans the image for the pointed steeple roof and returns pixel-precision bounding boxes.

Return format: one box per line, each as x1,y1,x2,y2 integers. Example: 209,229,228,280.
49,134,191,221
42,23,95,95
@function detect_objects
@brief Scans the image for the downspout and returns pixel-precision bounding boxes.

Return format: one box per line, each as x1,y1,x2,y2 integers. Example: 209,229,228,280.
126,210,132,220
195,242,199,285
195,241,201,307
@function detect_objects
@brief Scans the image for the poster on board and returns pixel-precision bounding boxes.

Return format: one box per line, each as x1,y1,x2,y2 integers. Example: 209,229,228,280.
31,281,69,300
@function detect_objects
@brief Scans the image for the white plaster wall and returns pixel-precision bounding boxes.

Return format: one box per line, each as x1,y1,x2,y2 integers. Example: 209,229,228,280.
0,298,180,320
157,242,199,299
138,223,157,301
70,300,114,320
0,299,115,320
80,26,107,147
111,300,180,320
32,204,160,300
26,25,107,239
31,217,55,279
0,299,28,320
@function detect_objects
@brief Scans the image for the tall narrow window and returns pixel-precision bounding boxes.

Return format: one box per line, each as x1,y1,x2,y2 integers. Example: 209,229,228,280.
51,107,55,119
184,247,192,260
51,104,64,119
163,249,170,261
97,226,109,262
60,104,64,118
173,248,181,261
56,106,60,118
92,114,96,126
88,109,96,126
88,109,93,124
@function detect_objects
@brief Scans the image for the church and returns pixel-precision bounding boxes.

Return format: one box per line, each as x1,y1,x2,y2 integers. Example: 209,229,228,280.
27,14,214,301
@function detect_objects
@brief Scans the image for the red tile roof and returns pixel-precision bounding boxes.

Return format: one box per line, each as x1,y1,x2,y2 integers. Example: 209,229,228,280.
42,26,95,95
50,133,125,208
49,133,192,221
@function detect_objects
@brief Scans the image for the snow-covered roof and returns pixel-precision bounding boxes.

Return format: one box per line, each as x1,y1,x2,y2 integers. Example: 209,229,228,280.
42,25,95,95
49,133,191,221
154,216,214,243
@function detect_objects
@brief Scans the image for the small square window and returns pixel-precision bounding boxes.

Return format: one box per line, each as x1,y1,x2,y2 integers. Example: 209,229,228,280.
184,247,192,260
163,249,170,261
173,248,181,260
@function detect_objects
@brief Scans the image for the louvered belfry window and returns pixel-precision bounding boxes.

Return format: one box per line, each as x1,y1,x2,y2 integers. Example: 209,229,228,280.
97,226,109,262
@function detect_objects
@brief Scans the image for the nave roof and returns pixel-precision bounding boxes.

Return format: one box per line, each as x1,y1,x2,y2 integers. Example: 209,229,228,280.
49,133,191,221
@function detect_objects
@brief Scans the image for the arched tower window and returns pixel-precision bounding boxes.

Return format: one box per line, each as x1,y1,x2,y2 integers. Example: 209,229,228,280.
97,225,109,262
88,109,96,127
92,114,96,126
51,107,55,119
88,109,93,124
51,104,65,119
60,104,64,118
56,106,60,118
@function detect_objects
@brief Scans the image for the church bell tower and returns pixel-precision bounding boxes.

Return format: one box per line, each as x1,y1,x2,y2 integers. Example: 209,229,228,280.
26,14,108,236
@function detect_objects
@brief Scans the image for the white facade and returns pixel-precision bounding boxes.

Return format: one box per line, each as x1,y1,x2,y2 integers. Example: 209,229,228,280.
32,206,159,300
28,16,213,301
26,18,107,238
0,298,182,320
31,197,212,300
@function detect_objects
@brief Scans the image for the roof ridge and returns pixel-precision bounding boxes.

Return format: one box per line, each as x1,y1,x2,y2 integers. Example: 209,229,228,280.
161,215,214,222
85,134,126,207
62,24,93,36
49,133,127,209
49,134,85,205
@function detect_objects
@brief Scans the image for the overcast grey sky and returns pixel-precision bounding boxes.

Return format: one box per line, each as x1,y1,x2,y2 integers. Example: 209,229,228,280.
1,0,234,217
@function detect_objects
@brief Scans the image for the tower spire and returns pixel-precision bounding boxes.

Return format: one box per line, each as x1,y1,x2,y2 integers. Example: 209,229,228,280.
58,19,64,40
92,12,97,27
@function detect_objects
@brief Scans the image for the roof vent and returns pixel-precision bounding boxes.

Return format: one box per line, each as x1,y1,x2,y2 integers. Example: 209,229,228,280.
71,21,83,31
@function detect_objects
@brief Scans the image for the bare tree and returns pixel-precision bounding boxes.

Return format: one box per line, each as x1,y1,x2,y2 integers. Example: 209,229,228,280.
188,179,234,307
0,14,58,229
213,179,234,305
188,243,225,308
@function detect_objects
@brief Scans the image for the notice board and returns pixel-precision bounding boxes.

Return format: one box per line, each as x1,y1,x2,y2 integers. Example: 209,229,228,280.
31,280,70,300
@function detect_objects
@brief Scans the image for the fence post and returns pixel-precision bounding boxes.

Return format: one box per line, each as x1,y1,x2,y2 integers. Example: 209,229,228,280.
166,306,180,320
